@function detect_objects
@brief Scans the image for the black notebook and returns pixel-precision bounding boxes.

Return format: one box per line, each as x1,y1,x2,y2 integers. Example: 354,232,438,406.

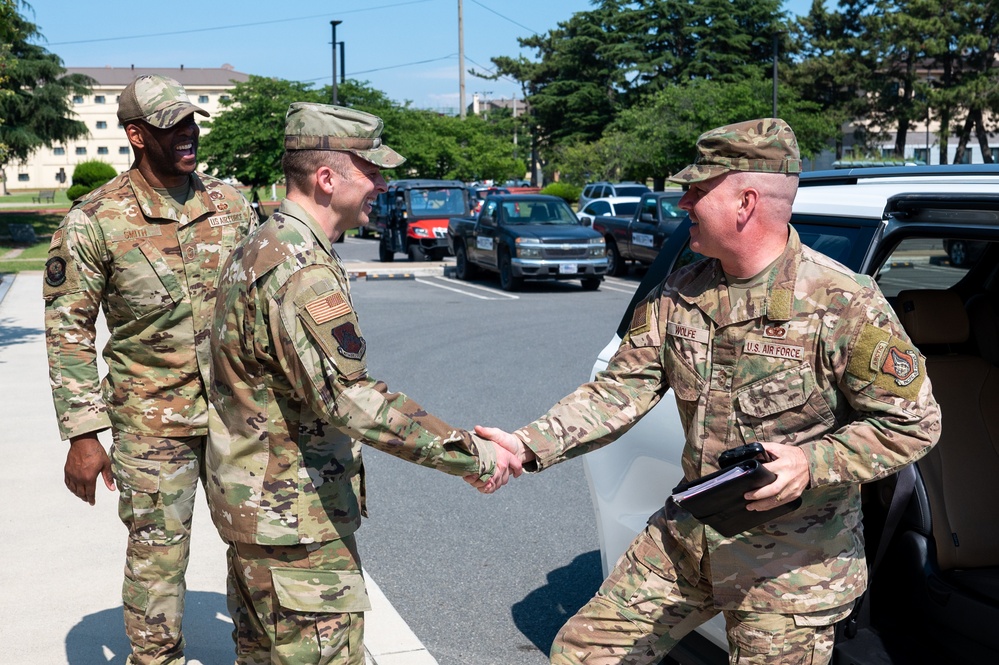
671,460,802,537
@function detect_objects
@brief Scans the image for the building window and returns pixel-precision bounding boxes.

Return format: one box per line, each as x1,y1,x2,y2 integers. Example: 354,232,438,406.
198,95,209,103
53,147,66,155
913,148,930,165
220,95,230,102
97,147,109,155
17,174,29,182
119,146,130,155
96,120,107,129
72,95,83,104
75,147,87,155
95,95,106,104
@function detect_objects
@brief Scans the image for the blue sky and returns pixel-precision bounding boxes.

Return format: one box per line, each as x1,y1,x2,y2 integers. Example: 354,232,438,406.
28,0,813,110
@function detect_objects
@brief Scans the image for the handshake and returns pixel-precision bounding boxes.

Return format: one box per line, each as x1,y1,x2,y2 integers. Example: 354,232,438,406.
464,425,537,494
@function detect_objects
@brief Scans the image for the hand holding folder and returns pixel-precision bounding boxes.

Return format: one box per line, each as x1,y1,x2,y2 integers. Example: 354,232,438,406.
671,458,802,537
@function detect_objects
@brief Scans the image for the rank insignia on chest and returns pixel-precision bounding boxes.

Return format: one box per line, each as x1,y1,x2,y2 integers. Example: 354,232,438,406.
332,322,366,360
305,292,352,324
763,324,788,339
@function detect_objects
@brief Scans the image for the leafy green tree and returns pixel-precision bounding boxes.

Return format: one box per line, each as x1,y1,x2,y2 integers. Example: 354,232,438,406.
603,74,837,186
199,75,328,190
66,159,116,200
0,0,91,194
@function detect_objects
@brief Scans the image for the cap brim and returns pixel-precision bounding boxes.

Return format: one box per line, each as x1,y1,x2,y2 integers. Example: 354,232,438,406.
146,102,210,129
668,163,731,184
352,144,406,169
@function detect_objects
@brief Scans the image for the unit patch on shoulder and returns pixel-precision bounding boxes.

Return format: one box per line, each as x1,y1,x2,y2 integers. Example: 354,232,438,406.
848,323,925,400
332,322,366,360
298,290,367,381
45,256,67,287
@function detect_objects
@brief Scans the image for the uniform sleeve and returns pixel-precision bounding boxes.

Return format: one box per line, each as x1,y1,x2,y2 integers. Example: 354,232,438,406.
802,286,941,486
514,292,670,470
269,265,496,482
42,209,111,440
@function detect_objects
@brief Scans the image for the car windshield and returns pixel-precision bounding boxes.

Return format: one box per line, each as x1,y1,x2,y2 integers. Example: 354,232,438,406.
408,187,466,215
503,200,579,225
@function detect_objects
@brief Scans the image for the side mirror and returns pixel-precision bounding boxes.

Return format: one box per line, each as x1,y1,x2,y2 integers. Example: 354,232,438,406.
640,212,655,223
480,213,495,227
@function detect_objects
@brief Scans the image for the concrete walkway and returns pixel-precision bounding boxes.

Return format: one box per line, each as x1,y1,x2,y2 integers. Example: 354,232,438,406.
0,271,437,665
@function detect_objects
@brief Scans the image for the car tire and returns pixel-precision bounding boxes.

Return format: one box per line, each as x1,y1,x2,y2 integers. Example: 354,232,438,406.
498,249,522,292
455,244,476,280
948,239,968,267
408,244,429,262
581,277,601,291
607,239,628,276
379,237,395,262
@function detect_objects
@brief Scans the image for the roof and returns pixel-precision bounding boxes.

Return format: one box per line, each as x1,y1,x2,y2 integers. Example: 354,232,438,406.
66,66,251,87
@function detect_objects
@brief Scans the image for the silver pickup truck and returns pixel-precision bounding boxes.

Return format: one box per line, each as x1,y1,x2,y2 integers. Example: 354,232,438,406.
447,193,608,291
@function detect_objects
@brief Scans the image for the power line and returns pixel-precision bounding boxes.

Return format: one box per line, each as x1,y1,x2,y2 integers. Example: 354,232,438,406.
468,0,540,36
43,0,433,46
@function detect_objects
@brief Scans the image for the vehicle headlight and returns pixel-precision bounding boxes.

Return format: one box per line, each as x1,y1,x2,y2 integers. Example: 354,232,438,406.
518,244,543,259
589,237,606,258
413,227,429,237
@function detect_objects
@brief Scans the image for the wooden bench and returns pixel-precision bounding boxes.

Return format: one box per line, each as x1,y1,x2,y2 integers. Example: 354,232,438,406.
32,189,56,204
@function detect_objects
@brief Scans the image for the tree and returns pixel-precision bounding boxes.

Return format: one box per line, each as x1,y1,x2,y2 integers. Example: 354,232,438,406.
0,0,91,193
601,74,837,187
198,75,328,191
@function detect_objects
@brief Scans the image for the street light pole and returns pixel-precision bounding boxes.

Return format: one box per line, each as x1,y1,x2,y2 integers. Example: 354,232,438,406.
331,20,343,105
772,32,780,118
458,0,466,119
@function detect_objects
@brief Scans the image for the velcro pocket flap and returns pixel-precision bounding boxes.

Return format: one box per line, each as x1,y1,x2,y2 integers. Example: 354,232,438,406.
112,450,161,493
271,568,372,613
737,367,812,418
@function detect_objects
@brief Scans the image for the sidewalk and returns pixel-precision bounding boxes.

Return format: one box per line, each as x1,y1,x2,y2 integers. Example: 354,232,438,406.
0,271,437,665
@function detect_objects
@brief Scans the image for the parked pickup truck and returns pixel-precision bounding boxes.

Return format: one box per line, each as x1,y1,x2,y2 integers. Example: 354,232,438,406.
585,190,685,276
448,194,608,291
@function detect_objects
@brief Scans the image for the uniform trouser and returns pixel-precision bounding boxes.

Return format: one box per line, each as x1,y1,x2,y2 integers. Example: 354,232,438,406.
111,432,206,665
225,536,370,665
551,515,853,665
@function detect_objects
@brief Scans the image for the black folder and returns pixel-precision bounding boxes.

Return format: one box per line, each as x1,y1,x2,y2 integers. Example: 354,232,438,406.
670,459,802,537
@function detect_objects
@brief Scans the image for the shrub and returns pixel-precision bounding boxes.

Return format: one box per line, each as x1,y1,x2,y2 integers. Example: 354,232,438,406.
541,181,582,204
68,160,117,200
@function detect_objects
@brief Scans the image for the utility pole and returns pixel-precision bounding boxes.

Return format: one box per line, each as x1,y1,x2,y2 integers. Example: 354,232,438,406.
772,32,780,118
458,0,466,119
331,20,343,105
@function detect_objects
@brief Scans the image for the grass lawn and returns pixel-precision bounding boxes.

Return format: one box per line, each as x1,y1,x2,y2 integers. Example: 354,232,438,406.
2,189,74,206
0,211,64,272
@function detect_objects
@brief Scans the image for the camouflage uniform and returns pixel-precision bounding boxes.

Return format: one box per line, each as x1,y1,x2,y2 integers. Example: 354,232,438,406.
513,120,941,665
208,103,497,665
43,75,255,665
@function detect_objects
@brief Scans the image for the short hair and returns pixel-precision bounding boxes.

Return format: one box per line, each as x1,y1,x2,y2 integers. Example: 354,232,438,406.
728,171,799,220
282,149,353,192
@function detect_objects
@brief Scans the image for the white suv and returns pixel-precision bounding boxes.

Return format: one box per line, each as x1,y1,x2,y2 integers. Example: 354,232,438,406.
578,181,651,209
584,166,999,664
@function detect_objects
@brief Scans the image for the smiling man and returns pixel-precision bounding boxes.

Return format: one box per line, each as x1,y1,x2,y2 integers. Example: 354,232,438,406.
43,74,256,664
207,103,521,664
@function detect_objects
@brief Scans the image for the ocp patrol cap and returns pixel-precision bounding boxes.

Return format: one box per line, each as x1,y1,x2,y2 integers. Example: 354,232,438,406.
669,118,801,184
117,74,208,129
283,102,405,169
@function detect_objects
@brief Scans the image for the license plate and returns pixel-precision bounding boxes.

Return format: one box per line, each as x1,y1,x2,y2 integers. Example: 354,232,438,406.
560,263,578,274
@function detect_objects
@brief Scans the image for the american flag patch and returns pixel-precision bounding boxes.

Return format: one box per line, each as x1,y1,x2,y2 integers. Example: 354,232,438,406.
305,292,351,324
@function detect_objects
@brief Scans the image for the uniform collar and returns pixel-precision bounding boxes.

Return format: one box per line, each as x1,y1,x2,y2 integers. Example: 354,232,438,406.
679,226,801,325
274,199,334,255
127,168,214,227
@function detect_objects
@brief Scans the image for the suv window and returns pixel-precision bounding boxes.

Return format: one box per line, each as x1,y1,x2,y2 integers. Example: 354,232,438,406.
587,201,611,216
874,238,981,298
614,185,650,197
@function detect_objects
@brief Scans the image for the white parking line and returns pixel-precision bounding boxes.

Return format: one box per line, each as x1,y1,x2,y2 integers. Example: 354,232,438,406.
414,277,520,300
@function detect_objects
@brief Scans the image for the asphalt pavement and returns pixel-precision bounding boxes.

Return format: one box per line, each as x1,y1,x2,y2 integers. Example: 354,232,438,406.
0,270,442,665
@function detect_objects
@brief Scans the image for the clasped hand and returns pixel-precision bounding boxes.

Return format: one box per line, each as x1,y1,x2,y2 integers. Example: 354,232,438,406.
463,425,537,494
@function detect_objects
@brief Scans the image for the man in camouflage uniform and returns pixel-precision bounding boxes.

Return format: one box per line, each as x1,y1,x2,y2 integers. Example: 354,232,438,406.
43,74,256,664
477,118,941,664
208,102,520,665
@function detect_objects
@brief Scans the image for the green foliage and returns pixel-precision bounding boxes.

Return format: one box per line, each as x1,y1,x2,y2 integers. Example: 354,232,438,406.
71,160,117,188
0,0,90,186
199,76,328,190
540,181,581,204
